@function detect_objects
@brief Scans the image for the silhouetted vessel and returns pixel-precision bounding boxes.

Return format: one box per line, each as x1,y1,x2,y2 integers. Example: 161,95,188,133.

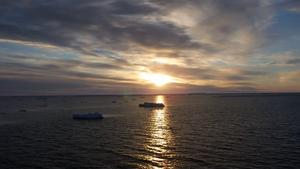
72,112,103,120
139,102,165,108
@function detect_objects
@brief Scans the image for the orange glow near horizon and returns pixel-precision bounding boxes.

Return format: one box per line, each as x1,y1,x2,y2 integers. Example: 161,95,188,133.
139,72,174,87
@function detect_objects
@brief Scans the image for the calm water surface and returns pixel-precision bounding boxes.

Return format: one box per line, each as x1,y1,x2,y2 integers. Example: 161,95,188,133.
0,94,300,169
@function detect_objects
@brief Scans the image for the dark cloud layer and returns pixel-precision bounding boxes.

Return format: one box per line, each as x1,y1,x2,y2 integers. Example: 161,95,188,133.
1,0,298,54
0,53,134,82
287,58,300,64
0,0,201,54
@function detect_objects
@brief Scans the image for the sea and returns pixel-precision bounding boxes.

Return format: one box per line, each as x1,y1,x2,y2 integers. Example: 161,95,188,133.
0,94,300,169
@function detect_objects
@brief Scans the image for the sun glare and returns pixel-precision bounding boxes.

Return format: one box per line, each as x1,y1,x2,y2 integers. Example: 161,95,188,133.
140,72,173,87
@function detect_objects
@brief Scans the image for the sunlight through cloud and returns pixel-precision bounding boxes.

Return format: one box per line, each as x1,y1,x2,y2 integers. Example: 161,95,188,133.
139,72,174,87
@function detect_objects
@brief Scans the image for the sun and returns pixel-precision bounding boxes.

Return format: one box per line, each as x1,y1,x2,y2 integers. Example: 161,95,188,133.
139,72,173,87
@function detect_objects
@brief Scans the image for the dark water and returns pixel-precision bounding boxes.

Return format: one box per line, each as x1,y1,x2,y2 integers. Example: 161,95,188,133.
0,94,300,169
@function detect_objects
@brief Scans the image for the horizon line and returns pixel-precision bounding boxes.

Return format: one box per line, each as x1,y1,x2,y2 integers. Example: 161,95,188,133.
1,92,300,97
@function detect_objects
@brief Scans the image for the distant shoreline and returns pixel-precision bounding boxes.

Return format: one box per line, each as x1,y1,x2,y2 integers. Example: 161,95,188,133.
1,92,300,97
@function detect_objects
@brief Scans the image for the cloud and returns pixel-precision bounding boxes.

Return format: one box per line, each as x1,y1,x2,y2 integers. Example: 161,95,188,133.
156,0,275,57
165,82,258,93
148,64,266,81
0,0,299,94
286,58,300,64
0,53,137,83
279,71,300,83
263,52,300,65
281,0,300,13
0,0,205,56
0,0,278,58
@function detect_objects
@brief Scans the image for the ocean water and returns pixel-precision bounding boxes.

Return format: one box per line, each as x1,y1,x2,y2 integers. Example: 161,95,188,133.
0,94,300,169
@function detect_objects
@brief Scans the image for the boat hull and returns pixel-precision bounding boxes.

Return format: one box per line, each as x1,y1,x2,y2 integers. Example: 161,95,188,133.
139,102,165,108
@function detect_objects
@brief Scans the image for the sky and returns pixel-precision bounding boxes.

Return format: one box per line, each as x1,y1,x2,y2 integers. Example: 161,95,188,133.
0,0,300,95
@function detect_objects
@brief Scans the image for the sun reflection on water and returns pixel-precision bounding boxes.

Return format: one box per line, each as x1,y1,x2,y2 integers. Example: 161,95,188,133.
143,95,175,169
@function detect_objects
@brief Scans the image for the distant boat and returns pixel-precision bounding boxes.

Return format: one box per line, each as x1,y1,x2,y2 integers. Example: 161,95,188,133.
72,112,103,120
139,102,165,108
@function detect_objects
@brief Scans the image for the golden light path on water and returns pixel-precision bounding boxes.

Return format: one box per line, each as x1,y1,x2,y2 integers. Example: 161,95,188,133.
141,95,175,169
